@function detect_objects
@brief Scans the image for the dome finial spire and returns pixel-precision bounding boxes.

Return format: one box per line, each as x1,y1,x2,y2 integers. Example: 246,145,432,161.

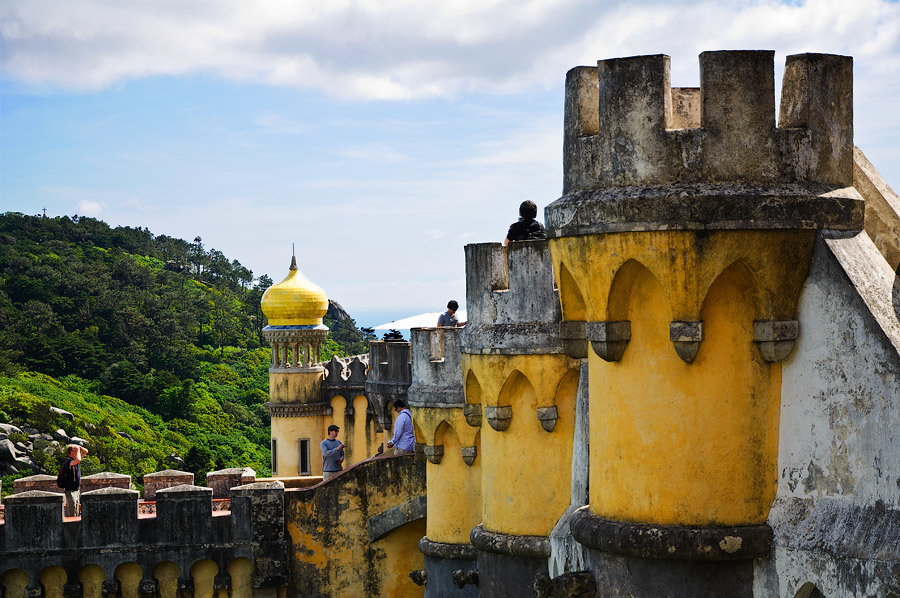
290,243,297,271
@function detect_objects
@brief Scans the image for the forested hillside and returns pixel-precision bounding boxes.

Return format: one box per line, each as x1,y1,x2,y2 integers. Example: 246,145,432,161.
0,212,374,495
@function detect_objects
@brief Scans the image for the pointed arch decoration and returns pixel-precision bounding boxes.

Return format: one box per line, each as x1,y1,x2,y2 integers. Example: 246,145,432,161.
463,369,483,427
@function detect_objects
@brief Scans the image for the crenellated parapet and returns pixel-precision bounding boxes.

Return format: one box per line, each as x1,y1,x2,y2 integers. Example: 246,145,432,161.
408,326,481,591
409,327,465,410
365,341,412,427
0,481,287,596
460,241,563,355
551,51,863,237
321,354,369,401
409,326,479,467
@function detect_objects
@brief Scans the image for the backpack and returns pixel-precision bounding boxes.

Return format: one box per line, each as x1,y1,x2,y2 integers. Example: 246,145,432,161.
56,461,69,488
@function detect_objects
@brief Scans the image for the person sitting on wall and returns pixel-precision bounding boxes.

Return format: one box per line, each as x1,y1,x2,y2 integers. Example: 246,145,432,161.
437,300,465,327
386,400,415,455
504,200,546,245
58,443,88,517
321,424,346,480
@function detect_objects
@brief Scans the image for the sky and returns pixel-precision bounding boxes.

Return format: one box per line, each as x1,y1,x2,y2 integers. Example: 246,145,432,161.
2,0,898,327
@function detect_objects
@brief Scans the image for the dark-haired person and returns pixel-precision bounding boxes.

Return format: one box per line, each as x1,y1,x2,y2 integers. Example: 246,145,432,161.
386,401,415,455
437,300,464,327
61,444,88,517
504,200,546,245
321,424,345,480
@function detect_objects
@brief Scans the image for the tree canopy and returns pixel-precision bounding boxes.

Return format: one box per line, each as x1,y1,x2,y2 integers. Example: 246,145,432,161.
0,212,373,495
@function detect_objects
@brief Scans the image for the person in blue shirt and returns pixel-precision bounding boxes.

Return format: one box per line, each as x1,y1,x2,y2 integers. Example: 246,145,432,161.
320,425,345,480
386,401,415,455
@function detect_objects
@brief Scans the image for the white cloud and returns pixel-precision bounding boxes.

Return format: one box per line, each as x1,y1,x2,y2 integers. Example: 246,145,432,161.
3,0,896,99
76,200,103,217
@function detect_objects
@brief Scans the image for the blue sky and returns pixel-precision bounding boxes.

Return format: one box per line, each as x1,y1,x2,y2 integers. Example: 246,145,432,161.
2,0,898,326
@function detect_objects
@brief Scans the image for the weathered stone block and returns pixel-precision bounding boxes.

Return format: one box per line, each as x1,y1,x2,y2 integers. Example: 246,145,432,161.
206,467,255,499
142,469,194,500
81,472,131,494
80,487,139,548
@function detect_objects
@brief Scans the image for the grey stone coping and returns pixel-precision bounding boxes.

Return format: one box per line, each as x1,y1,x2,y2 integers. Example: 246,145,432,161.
418,536,477,560
469,524,550,558
155,484,213,497
207,467,256,477
14,474,57,482
81,487,140,500
570,506,772,561
4,490,64,503
143,469,193,478
83,472,131,479
231,481,285,493
545,183,864,238
368,495,427,543
824,230,900,355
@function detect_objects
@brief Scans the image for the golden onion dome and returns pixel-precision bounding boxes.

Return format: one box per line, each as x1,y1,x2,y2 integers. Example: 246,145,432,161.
261,256,329,326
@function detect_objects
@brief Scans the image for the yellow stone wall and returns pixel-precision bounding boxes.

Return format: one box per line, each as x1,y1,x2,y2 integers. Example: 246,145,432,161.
412,406,482,545
329,394,387,465
284,455,426,598
269,371,323,404
272,393,385,477
550,230,815,526
461,353,579,537
271,413,324,477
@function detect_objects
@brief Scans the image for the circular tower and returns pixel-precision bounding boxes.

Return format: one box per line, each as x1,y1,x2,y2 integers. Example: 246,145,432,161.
262,255,330,477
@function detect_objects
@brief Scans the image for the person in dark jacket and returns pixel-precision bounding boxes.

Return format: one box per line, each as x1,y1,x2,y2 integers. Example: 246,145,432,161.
61,443,88,517
504,200,546,245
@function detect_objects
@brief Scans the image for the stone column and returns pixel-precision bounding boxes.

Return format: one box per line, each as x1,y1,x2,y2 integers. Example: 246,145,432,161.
459,241,580,597
409,326,480,597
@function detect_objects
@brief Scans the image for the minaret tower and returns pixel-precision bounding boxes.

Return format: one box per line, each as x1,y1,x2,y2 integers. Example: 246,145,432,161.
262,255,330,477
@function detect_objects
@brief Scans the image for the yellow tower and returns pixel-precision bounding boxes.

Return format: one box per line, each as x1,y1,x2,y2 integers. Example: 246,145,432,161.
547,52,862,596
460,241,581,596
262,255,331,478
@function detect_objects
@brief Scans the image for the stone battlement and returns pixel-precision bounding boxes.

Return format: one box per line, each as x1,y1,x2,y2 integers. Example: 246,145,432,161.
366,341,411,387
365,341,412,426
408,327,464,408
0,482,286,591
549,51,864,237
461,241,562,355
322,354,369,400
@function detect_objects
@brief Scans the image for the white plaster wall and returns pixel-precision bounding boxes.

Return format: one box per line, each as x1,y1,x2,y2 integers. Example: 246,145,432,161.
779,236,899,507
754,234,900,598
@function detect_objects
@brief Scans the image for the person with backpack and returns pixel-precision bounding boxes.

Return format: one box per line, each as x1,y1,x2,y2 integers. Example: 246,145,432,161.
57,444,88,517
504,200,546,245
